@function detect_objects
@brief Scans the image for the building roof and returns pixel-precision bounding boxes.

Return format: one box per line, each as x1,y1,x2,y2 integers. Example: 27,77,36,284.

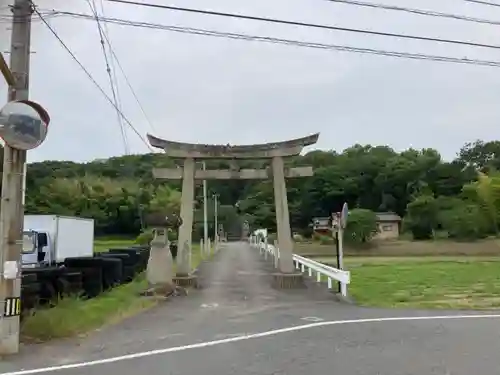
312,212,402,224
376,212,402,222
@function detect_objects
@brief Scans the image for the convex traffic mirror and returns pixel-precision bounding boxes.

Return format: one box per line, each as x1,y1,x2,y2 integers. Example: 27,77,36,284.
0,100,50,150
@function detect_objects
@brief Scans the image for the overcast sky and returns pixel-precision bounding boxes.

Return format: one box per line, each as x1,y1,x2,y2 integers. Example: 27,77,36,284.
1,0,499,163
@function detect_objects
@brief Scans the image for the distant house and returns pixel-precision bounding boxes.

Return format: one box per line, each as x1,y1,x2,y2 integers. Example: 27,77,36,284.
374,212,402,240
312,216,331,235
312,211,402,240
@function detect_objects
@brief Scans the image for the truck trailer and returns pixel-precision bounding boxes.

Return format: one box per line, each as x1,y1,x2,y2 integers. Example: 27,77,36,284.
22,215,94,266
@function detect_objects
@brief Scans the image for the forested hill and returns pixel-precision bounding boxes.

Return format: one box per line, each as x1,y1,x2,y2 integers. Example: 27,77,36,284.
13,139,500,239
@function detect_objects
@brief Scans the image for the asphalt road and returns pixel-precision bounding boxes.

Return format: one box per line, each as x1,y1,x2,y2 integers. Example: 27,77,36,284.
2,242,500,375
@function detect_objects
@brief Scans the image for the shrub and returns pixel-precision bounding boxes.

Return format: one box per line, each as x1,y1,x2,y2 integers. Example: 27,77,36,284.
135,228,177,245
406,195,438,240
344,208,378,244
135,230,153,245
299,227,314,239
441,203,489,241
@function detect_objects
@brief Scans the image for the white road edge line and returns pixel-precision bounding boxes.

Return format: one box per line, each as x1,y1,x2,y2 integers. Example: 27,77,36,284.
3,314,500,375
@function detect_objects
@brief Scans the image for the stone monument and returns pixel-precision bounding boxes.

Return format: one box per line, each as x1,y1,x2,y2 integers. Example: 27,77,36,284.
142,212,184,296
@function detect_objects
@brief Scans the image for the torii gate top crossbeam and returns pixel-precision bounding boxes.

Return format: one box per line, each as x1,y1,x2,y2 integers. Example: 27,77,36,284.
147,133,319,159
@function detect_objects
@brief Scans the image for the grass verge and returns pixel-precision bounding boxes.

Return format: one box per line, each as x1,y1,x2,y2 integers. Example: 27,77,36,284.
338,257,500,310
22,240,206,342
94,238,135,253
21,275,153,342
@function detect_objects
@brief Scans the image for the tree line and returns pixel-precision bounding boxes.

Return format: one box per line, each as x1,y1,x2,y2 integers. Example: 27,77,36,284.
9,139,500,241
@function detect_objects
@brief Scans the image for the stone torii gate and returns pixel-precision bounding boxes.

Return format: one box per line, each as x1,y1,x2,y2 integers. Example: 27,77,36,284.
147,133,319,288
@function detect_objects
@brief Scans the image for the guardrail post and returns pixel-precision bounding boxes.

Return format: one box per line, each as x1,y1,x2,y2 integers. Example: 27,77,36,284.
338,228,347,297
264,237,268,260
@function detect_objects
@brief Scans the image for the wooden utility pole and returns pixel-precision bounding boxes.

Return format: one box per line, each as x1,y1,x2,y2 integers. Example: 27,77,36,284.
0,0,33,355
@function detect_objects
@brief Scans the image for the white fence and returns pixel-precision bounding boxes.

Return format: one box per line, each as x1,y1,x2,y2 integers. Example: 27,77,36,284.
249,236,350,297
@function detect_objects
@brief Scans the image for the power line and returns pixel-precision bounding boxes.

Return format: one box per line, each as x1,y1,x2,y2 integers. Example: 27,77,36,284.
96,0,158,136
87,0,130,154
47,11,500,68
464,0,500,7
31,5,154,152
97,0,130,150
325,0,500,26
106,0,500,51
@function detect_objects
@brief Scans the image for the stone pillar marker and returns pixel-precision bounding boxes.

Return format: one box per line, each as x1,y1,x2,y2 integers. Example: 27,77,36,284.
147,133,319,289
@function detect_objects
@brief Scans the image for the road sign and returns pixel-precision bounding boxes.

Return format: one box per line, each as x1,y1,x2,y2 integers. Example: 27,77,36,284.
340,202,348,229
0,100,50,150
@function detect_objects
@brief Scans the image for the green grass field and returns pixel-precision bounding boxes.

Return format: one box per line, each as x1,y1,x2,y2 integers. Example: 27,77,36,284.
94,238,136,253
295,241,500,309
22,239,210,342
322,256,500,310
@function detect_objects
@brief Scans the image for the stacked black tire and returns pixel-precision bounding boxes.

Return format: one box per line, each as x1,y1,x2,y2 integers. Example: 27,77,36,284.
20,273,40,312
19,245,151,313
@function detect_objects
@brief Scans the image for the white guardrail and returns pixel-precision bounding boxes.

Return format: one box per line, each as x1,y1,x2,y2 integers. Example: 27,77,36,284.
249,236,350,297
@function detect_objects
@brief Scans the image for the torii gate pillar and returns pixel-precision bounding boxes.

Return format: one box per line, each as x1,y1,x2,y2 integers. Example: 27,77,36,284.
271,155,294,273
176,157,195,277
148,133,319,288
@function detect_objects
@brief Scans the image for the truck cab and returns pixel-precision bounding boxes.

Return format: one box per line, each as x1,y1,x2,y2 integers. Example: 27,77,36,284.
22,230,50,267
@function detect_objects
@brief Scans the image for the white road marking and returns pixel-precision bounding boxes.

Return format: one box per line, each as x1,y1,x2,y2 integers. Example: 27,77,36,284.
200,303,219,309
301,316,324,322
3,314,500,375
213,332,253,339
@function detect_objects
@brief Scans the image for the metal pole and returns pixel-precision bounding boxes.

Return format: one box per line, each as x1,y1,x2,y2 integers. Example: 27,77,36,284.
213,193,218,243
335,230,341,294
338,227,347,297
0,0,32,355
202,161,208,256
22,163,26,205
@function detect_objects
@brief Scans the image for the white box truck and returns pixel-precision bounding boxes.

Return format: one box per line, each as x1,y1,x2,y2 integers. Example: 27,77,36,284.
22,215,94,267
